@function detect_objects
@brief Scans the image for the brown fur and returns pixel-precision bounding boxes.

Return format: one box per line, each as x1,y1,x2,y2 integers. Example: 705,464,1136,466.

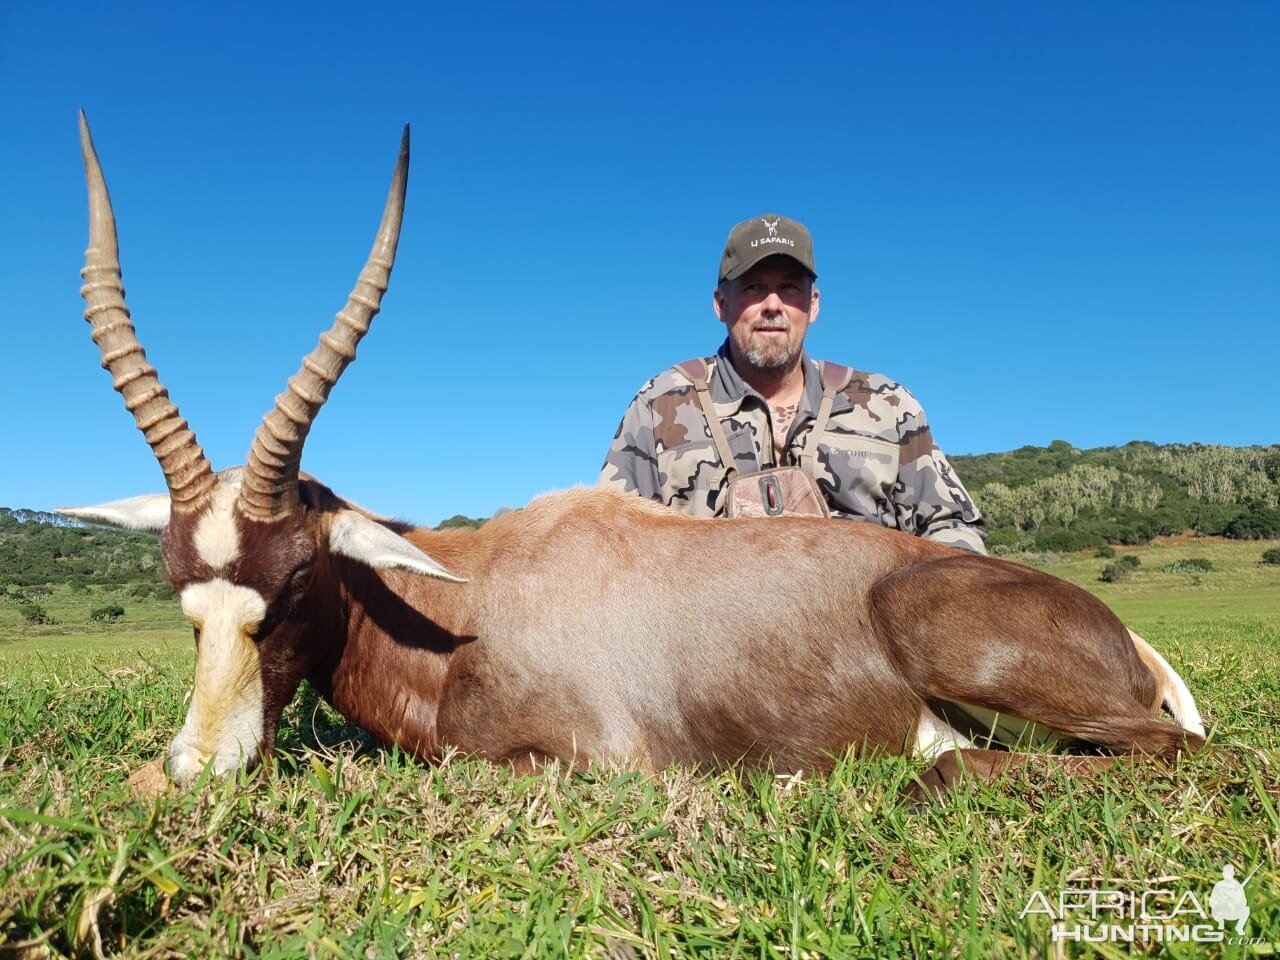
208,479,1203,793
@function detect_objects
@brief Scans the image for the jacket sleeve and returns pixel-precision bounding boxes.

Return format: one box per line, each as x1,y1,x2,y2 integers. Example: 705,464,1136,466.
893,388,988,555
599,389,664,501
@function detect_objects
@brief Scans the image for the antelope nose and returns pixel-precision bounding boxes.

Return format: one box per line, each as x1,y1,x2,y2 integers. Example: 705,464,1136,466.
165,747,210,788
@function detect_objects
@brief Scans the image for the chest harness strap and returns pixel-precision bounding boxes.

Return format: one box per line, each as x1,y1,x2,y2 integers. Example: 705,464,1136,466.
674,357,852,475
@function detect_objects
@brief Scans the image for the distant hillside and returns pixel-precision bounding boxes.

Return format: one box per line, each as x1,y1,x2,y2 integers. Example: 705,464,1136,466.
952,441,1280,551
0,507,488,591
3,441,1278,585
0,508,169,591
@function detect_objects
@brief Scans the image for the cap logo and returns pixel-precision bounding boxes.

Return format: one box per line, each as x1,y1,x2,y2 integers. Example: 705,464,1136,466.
749,216,796,250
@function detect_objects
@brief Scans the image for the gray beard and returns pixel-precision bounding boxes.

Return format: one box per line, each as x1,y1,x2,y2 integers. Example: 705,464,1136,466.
744,341,796,370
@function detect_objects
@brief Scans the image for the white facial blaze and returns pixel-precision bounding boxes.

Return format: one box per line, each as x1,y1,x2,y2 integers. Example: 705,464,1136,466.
193,482,242,569
167,579,267,787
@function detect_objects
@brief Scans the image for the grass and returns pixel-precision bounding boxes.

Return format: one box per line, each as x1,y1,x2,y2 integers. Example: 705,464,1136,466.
1,542,1278,957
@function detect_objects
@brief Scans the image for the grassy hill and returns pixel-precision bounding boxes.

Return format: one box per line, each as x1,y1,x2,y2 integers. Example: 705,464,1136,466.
0,508,170,592
951,440,1280,551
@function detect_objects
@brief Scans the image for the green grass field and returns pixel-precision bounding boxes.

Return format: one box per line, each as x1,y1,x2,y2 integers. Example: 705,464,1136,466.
1,540,1278,958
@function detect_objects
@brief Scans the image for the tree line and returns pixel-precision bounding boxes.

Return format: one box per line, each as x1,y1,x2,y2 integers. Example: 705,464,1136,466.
951,440,1280,551
3,440,1278,588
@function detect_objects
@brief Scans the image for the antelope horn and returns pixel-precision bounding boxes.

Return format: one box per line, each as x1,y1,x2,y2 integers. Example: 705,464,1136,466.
78,111,218,515
236,126,410,522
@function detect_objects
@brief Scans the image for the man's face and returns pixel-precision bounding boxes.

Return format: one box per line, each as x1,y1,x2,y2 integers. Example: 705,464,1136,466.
715,255,819,372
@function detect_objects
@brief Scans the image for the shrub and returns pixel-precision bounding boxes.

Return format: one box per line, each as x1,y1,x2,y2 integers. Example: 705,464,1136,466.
126,582,174,600
1118,555,1141,569
1160,558,1214,574
89,604,125,624
1095,546,1116,558
1114,521,1156,546
18,603,55,625
1099,562,1134,583
1034,527,1106,553
1191,503,1241,537
1261,548,1280,565
1225,506,1280,540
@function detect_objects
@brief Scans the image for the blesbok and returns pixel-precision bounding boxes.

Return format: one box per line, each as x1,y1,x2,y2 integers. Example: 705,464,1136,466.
63,113,1205,795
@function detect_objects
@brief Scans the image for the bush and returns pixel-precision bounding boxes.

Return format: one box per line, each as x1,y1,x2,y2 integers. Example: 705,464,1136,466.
1095,546,1116,558
1191,503,1241,537
18,603,55,625
126,582,175,600
1261,548,1280,565
89,604,125,624
1118,555,1141,569
1160,558,1214,574
1099,562,1134,583
1225,506,1280,540
1033,527,1106,553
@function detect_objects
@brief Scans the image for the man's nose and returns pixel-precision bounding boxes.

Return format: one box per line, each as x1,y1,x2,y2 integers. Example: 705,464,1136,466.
761,290,785,313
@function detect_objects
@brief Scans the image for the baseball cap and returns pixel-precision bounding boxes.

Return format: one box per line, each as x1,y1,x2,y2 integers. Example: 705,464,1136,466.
718,214,817,283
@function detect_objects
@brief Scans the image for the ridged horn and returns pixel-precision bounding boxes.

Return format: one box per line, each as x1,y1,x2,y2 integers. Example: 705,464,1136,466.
78,110,218,515
237,125,410,522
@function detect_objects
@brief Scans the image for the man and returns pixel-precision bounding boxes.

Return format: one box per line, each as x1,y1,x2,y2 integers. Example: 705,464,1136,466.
600,213,987,554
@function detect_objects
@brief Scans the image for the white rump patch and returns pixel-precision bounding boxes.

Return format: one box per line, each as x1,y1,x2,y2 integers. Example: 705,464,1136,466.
57,493,171,531
194,481,242,569
914,706,975,759
946,702,1079,751
167,579,268,788
328,510,466,582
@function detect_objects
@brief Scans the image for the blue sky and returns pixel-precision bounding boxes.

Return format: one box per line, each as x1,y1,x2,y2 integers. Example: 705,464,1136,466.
2,2,1276,524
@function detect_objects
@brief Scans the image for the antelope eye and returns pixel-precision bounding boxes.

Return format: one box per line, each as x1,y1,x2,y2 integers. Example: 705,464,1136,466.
287,566,313,599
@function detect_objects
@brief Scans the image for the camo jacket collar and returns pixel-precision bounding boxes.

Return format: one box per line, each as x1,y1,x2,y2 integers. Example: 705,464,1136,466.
708,340,854,423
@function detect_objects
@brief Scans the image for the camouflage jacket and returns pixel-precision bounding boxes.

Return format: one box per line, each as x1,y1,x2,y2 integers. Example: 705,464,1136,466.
600,342,988,554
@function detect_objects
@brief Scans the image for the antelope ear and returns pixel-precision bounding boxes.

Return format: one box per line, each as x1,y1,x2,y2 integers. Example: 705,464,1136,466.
328,510,467,583
57,494,171,532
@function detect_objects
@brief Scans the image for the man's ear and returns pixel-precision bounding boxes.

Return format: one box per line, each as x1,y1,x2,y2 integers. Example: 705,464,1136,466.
713,284,726,324
809,284,820,325
328,510,466,583
57,494,171,532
